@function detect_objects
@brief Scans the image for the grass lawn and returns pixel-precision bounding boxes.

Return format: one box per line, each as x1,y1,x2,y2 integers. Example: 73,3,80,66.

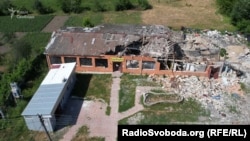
71,126,105,141
18,32,52,55
64,10,141,27
0,15,54,32
64,12,104,27
71,73,112,105
119,98,210,124
142,0,236,31
119,73,160,112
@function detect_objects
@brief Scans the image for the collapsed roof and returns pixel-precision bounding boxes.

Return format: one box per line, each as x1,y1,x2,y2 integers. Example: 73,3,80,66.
45,24,248,63
44,24,187,59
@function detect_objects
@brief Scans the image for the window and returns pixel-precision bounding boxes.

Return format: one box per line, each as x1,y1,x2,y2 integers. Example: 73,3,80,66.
95,59,108,67
50,56,61,64
126,60,139,69
80,58,92,66
142,61,155,69
64,57,76,63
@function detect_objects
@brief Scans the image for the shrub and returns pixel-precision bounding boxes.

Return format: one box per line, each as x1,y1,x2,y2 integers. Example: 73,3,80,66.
137,0,152,10
115,0,134,11
82,17,94,27
61,0,82,13
33,0,54,14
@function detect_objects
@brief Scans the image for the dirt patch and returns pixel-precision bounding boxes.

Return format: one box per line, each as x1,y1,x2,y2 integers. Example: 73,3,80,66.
226,45,249,62
142,0,234,30
42,16,69,32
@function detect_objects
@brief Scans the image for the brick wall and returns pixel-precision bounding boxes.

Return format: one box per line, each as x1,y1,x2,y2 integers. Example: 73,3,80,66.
46,54,211,77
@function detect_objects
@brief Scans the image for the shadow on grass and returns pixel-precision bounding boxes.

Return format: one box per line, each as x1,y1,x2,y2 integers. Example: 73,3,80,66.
55,74,93,131
71,73,93,98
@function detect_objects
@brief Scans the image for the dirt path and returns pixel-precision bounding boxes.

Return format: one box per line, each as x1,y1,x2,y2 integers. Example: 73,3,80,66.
42,16,69,32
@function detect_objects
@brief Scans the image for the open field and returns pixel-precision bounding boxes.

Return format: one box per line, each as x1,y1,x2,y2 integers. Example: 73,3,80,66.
141,0,236,31
0,15,54,32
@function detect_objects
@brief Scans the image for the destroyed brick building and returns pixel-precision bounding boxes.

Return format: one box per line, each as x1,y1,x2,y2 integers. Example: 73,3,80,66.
44,24,228,77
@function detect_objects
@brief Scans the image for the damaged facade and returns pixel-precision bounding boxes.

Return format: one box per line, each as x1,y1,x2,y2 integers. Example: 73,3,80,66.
44,24,227,77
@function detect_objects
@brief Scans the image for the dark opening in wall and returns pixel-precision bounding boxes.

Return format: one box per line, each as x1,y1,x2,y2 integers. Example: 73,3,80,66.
142,61,155,69
50,56,61,64
95,59,108,67
80,58,92,66
64,57,76,63
159,60,172,70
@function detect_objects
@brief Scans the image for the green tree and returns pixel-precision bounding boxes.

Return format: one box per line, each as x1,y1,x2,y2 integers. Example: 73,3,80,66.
33,0,54,14
236,19,250,33
115,0,134,11
0,0,14,16
230,0,250,24
12,40,31,63
71,0,82,13
82,17,94,27
61,0,71,13
61,0,82,13
137,0,152,10
216,0,236,16
92,0,106,12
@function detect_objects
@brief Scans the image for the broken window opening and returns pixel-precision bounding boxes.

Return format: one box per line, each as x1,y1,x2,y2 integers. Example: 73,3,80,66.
159,60,172,70
126,60,139,69
50,56,61,64
95,59,108,68
64,57,76,63
142,61,155,70
175,62,185,71
80,58,92,66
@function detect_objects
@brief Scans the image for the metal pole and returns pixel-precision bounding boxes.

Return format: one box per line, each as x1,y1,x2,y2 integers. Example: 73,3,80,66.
38,114,53,141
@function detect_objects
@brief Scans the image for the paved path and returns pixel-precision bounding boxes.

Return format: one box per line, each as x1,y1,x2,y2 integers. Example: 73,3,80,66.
42,16,69,32
59,72,148,141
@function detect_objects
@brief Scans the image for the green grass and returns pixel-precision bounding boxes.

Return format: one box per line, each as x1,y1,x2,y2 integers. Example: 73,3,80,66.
64,12,104,27
71,73,112,104
18,32,52,55
0,32,52,141
0,15,54,32
239,82,250,94
11,0,62,14
0,58,48,141
103,11,142,24
150,88,166,93
119,98,210,124
64,10,142,28
119,73,160,112
72,126,105,141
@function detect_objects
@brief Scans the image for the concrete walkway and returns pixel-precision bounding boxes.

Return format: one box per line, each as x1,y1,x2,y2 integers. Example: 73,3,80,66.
59,72,146,141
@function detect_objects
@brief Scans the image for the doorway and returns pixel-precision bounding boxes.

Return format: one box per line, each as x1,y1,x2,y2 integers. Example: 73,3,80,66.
113,62,122,72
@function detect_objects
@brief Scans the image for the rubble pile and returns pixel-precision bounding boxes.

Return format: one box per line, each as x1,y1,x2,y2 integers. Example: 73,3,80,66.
147,67,250,123
184,30,247,50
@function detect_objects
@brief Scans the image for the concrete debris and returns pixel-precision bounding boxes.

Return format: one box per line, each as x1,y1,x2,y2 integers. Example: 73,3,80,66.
147,64,250,123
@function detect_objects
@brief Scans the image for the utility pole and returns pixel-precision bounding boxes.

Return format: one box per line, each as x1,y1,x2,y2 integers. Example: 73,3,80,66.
38,114,53,141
